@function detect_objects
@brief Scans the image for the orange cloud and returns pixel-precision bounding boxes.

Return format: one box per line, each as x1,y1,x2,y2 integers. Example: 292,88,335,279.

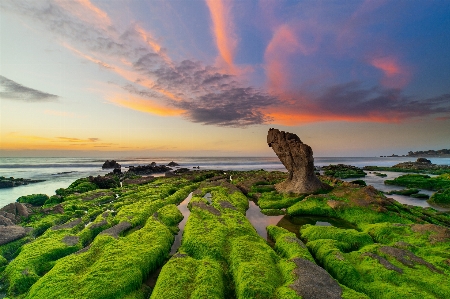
134,24,172,64
55,0,112,30
264,24,299,92
266,110,400,126
1,133,114,150
62,42,182,102
205,0,238,72
110,96,184,117
370,56,411,88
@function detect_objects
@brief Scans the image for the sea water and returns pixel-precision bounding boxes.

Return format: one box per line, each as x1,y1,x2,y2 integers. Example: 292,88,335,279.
1,156,449,208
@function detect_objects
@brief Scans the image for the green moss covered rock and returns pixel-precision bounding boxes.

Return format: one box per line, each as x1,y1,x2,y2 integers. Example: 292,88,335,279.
17,194,49,206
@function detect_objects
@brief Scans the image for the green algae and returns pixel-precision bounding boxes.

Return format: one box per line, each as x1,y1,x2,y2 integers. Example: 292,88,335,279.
26,218,174,299
2,169,450,299
323,164,367,179
301,225,373,251
258,192,305,209
429,188,450,206
17,194,49,206
3,229,82,296
385,173,450,191
153,183,293,299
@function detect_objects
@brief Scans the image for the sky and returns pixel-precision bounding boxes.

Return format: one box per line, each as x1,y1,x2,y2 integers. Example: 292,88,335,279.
0,0,449,157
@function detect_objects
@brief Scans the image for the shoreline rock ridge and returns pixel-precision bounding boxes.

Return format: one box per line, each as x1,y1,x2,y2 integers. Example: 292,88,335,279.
267,128,327,194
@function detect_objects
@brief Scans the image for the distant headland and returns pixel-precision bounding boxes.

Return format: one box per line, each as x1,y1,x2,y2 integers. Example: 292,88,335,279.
381,149,450,157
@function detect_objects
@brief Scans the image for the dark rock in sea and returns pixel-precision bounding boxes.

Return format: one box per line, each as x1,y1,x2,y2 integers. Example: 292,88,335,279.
167,161,179,167
113,168,122,174
0,176,45,189
102,160,121,169
416,158,432,163
267,128,328,194
392,158,449,171
127,164,171,175
174,168,190,174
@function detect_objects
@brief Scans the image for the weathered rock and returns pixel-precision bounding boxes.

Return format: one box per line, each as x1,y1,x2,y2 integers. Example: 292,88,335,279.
102,160,121,169
62,235,79,246
0,202,30,223
289,258,343,299
0,215,15,226
52,218,82,230
362,252,403,273
0,225,26,245
390,158,450,171
100,221,132,238
127,164,171,175
379,246,443,273
267,128,327,194
15,202,29,218
167,161,179,167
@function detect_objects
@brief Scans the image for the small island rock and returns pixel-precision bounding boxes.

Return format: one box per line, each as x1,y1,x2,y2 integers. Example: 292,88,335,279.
102,160,121,169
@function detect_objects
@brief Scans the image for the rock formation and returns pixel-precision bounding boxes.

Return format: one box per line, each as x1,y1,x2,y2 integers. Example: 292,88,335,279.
102,160,121,169
267,128,327,194
392,158,450,171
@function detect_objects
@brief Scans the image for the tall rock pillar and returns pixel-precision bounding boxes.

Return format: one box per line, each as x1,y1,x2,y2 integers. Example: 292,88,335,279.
267,128,326,194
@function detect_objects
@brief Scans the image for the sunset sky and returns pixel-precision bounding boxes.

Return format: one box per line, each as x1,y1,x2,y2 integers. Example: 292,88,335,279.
1,0,449,157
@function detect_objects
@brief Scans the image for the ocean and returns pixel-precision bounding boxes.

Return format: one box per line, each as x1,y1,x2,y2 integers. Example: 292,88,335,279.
1,156,450,209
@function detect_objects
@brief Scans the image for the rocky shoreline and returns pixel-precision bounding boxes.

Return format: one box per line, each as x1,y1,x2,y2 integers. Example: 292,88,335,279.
0,176,45,189
0,135,449,298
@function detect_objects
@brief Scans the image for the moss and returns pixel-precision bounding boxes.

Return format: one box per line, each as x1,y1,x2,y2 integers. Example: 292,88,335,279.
151,256,225,299
44,195,64,206
350,180,367,186
300,225,374,251
428,188,450,206
307,239,362,287
287,195,336,217
159,183,289,299
0,255,8,267
323,165,367,179
258,192,305,209
385,173,450,191
267,225,314,262
0,237,33,261
157,204,183,228
410,193,429,199
26,218,174,299
3,230,82,296
386,188,420,196
17,194,49,206
260,208,285,216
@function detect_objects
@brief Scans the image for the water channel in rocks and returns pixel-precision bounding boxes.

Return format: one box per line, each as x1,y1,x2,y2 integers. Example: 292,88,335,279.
170,192,193,254
342,171,449,211
246,200,357,241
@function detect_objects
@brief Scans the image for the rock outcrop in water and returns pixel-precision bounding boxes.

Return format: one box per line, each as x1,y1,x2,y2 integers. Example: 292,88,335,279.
267,128,327,194
102,160,121,169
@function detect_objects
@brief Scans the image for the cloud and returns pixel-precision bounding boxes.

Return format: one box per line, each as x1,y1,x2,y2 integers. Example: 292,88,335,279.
110,95,184,117
176,87,275,127
56,137,99,142
0,75,59,102
4,0,448,128
370,56,411,89
267,82,450,125
205,0,238,72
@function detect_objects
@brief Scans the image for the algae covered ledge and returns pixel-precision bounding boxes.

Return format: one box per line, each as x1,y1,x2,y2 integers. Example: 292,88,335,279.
0,130,449,299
